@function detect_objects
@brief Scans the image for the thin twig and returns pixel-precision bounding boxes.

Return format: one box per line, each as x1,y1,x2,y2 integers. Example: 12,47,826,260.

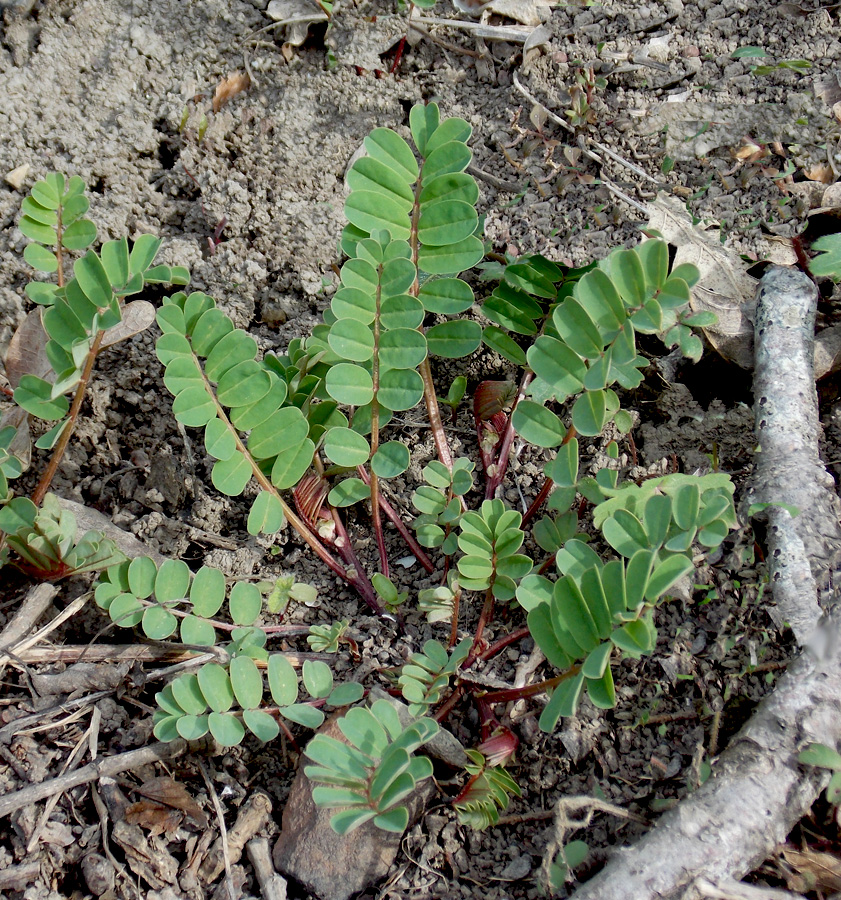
199,759,236,900
0,738,208,820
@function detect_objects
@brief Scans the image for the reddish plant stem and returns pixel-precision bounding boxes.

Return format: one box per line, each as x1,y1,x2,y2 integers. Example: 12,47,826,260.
477,625,530,663
480,666,580,704
521,424,577,526
484,371,533,500
356,466,434,572
433,682,464,723
448,584,462,648
211,381,382,614
32,330,105,507
408,159,454,472
464,584,496,669
370,271,388,577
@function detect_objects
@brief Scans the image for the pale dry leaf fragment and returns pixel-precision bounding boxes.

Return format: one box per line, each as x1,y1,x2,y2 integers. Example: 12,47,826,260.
486,0,552,26
266,0,328,47
814,72,841,108
804,162,835,184
5,164,30,191
212,71,251,114
100,300,156,349
780,847,841,894
646,192,756,368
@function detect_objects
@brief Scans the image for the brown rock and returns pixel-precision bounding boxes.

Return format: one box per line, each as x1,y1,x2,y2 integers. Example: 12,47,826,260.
273,717,435,900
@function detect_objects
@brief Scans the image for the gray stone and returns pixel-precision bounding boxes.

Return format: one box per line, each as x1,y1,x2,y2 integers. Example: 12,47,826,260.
273,717,434,900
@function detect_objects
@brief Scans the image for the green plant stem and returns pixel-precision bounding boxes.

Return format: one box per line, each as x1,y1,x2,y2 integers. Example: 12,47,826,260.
356,466,434,572
32,330,104,508
480,665,581,704
484,371,533,500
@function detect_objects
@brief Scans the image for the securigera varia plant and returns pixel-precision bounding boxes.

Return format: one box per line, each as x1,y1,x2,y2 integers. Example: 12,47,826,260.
1,104,739,854
0,173,189,578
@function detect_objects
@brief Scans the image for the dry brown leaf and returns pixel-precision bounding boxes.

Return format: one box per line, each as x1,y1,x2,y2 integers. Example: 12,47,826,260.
815,73,841,108
646,193,756,369
805,163,836,184
124,801,183,836
100,300,156,349
132,776,209,829
5,308,51,388
212,71,250,113
781,846,841,893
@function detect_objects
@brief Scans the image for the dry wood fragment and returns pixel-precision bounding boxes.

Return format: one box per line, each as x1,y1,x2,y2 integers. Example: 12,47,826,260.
0,738,209,819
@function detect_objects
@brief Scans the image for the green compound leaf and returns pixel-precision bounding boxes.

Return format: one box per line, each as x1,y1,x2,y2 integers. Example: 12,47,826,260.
247,491,285,536
271,439,315,490
229,581,262,626
419,278,474,314
190,565,226,618
211,452,252,496
371,441,410,478
23,243,58,273
198,663,234,713
426,320,481,358
328,318,375,362
378,329,427,370
512,401,566,448
243,709,280,743
230,655,264,709
208,711,246,747
325,363,374,407
324,427,370,467
377,368,424,411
